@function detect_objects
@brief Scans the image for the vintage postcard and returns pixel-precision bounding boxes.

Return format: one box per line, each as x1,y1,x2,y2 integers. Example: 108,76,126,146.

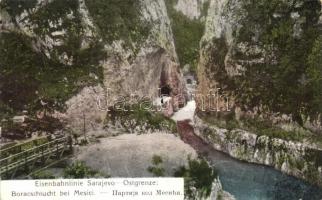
0,0,322,199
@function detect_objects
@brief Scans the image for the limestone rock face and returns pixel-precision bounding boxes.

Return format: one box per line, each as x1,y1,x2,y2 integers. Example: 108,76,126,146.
64,85,106,133
207,178,236,200
101,0,187,115
195,116,322,188
196,0,322,133
0,0,186,131
174,0,208,20
80,0,186,130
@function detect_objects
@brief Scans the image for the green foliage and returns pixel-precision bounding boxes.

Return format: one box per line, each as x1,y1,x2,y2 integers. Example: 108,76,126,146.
152,155,163,165
29,0,81,36
85,0,150,52
241,117,308,142
205,37,231,87
0,0,37,16
0,0,106,117
0,137,49,159
200,113,316,142
147,155,165,177
31,170,56,179
174,157,217,199
107,102,177,133
217,192,224,200
165,0,205,72
63,161,106,178
306,36,322,117
0,33,105,116
211,0,322,124
79,139,89,146
0,32,41,113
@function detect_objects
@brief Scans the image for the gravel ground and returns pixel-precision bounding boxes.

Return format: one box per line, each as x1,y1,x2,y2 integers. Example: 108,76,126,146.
74,133,197,177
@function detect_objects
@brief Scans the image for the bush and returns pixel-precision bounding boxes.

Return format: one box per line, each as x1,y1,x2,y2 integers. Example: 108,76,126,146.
107,102,177,133
0,1,106,116
147,155,165,177
174,157,217,199
85,0,150,52
63,161,107,178
31,171,56,179
231,0,322,122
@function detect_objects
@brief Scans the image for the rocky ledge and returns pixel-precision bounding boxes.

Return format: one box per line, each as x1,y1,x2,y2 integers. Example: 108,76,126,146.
195,116,322,188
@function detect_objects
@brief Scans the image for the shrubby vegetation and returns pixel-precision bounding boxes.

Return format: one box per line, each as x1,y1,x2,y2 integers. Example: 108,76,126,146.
147,155,165,177
63,161,108,178
165,0,207,72
0,0,154,120
199,112,322,143
174,157,217,199
0,32,104,118
0,137,49,159
106,102,177,133
147,155,217,199
31,170,56,179
233,0,322,123
1,0,37,16
31,161,108,179
85,0,150,52
206,0,322,126
0,0,106,119
306,36,322,119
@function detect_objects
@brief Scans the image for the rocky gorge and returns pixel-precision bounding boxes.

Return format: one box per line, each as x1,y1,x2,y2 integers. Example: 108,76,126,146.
193,0,322,189
1,0,322,199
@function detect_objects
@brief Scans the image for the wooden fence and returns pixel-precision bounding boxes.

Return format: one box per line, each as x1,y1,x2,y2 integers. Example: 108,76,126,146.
0,136,72,178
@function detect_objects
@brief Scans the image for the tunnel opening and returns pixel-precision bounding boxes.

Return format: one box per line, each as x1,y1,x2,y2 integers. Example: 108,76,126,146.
186,78,192,84
160,84,172,96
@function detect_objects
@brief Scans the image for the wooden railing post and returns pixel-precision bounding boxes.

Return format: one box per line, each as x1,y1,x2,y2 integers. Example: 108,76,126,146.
56,140,59,158
68,135,73,153
1,136,70,178
41,145,45,163
5,159,9,178
24,151,28,172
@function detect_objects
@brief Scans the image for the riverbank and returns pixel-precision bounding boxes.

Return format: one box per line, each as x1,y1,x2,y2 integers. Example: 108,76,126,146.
175,118,322,200
194,115,322,189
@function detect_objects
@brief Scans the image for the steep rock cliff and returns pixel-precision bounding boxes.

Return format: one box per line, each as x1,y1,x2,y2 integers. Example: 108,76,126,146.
194,0,322,187
165,0,209,73
196,0,322,134
195,116,322,188
0,0,186,132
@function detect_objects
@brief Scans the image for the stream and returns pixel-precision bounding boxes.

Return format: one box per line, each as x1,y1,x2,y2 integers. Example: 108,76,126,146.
174,100,322,200
207,148,322,200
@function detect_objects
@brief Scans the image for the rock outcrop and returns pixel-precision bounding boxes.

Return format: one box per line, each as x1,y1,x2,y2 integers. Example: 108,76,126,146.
196,0,322,133
174,0,209,20
0,0,187,132
193,0,322,189
195,116,322,188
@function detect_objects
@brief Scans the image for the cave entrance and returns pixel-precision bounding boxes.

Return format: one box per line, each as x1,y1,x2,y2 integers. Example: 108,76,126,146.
186,78,192,84
160,85,171,96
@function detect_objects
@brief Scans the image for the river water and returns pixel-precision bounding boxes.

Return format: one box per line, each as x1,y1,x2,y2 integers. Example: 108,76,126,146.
173,100,322,200
207,150,322,200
